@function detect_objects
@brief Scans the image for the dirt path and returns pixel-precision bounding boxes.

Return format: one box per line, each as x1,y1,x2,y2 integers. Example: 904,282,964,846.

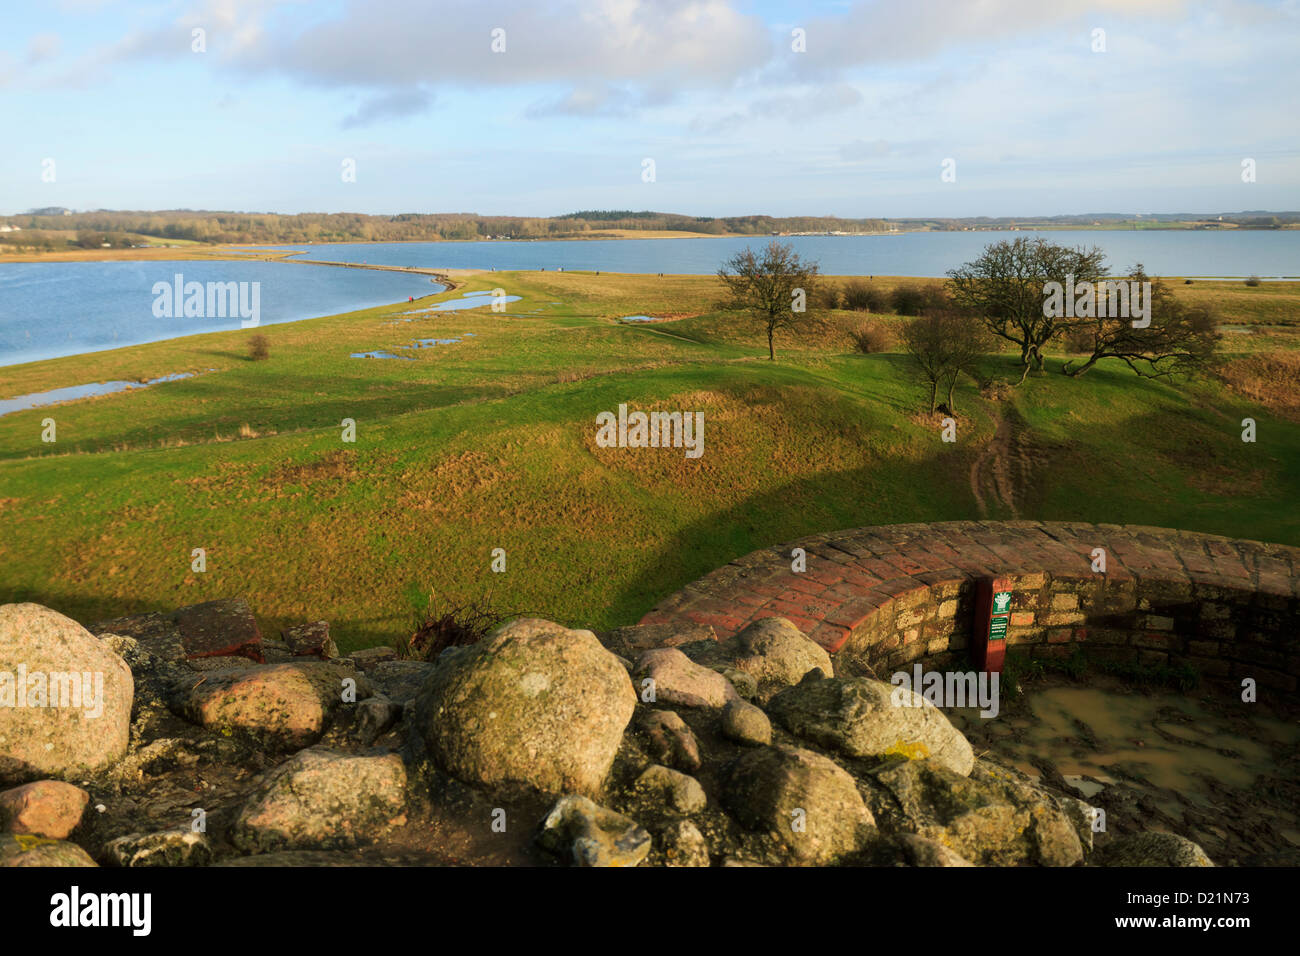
969,405,1020,518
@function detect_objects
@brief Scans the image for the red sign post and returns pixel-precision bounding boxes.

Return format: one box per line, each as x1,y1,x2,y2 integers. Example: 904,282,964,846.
973,576,1012,673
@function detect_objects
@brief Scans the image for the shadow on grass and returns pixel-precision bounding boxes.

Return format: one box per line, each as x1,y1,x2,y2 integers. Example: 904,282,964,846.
603,394,1300,628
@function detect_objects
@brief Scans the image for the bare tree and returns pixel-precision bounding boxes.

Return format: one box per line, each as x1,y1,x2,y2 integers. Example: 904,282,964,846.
1062,267,1220,378
900,310,990,413
718,241,820,360
947,237,1107,384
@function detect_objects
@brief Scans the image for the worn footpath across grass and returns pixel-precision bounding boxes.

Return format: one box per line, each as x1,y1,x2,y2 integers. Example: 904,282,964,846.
1,269,1297,651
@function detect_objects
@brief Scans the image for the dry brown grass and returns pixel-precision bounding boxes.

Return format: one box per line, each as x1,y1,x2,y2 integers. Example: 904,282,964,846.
847,318,896,353
269,449,359,486
1217,350,1300,421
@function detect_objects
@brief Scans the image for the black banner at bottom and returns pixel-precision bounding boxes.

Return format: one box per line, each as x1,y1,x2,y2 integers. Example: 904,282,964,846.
0,863,1277,943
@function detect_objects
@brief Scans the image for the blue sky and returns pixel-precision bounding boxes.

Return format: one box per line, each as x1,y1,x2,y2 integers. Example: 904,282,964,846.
2,0,1297,218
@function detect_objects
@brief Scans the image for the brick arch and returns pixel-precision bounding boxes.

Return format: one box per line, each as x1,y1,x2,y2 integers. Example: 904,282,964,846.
639,521,1300,691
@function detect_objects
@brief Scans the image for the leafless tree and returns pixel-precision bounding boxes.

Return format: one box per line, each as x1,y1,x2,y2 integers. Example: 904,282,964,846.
718,241,820,360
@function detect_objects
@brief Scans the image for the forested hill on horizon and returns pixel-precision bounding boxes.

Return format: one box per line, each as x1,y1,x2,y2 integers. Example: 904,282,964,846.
2,208,1298,253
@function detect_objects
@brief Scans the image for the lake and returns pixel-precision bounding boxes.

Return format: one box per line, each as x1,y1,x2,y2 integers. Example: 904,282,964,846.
1,230,1296,368
0,261,441,367
263,229,1300,279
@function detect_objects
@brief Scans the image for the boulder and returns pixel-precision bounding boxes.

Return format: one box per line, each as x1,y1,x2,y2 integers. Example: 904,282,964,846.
233,749,408,852
768,676,974,776
88,612,185,662
365,660,434,705
722,618,833,700
865,758,1083,867
640,710,702,773
349,647,398,669
537,794,650,867
711,665,757,700
634,648,739,710
0,780,89,838
171,598,264,661
1095,831,1214,867
282,621,337,660
0,832,97,867
721,699,772,746
601,622,716,660
899,833,975,867
0,603,134,781
413,619,634,796
723,744,876,865
634,765,707,814
168,661,370,748
93,597,263,663
660,819,710,867
350,697,403,746
971,761,1098,856
105,827,213,867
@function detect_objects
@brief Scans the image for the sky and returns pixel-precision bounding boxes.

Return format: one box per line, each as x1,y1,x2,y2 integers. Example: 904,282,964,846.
1,0,1297,218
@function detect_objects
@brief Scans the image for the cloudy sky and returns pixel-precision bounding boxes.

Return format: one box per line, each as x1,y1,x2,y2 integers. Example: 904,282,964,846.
2,0,1297,217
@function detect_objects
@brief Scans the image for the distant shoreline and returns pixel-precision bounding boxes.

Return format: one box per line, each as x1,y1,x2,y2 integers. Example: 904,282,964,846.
5,222,1296,264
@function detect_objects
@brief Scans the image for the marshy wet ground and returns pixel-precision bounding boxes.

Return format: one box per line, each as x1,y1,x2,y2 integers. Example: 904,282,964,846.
0,371,201,417
948,672,1300,865
399,290,522,314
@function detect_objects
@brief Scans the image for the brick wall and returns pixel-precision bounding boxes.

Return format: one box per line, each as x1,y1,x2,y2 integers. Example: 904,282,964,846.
639,521,1300,693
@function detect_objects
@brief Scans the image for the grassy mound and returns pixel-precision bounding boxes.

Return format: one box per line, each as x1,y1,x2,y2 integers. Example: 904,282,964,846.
1,271,1296,650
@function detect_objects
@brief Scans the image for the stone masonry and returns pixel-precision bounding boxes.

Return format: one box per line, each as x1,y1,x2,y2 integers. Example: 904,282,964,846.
638,521,1300,692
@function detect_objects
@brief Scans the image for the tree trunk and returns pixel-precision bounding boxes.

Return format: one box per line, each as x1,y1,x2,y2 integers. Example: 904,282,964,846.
928,380,937,413
946,378,957,413
767,325,775,360
1063,355,1099,377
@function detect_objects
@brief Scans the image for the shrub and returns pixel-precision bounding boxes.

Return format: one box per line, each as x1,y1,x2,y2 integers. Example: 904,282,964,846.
248,334,270,361
842,279,886,312
1244,275,1262,287
889,284,929,316
813,283,842,310
404,592,507,662
849,319,894,353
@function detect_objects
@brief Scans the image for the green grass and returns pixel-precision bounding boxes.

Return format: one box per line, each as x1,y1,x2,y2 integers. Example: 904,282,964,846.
2,271,1298,651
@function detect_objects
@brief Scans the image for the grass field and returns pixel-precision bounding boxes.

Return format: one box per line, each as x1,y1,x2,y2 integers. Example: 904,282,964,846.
1,270,1297,651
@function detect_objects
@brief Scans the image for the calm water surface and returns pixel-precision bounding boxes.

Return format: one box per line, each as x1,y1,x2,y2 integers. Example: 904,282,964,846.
0,260,441,367
263,230,1300,278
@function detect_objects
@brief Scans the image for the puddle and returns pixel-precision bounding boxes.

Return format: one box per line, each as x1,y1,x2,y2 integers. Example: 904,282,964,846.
1061,774,1109,798
401,291,522,314
350,350,414,361
1219,325,1255,334
948,680,1299,861
955,685,1287,795
0,372,197,417
406,338,460,348
619,315,657,323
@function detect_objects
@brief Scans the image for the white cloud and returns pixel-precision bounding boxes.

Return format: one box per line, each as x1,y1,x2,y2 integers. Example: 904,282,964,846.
25,33,62,64
341,87,435,128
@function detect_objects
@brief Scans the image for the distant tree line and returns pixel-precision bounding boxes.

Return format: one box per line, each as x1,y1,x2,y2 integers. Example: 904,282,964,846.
0,210,894,248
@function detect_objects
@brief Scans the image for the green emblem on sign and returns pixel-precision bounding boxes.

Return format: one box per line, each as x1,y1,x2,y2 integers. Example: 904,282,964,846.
988,590,1011,642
